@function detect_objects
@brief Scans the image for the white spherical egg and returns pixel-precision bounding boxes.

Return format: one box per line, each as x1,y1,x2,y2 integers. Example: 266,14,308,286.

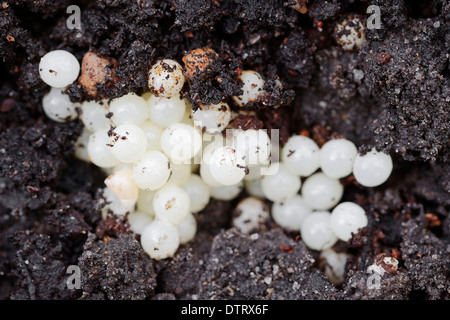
177,213,197,244
81,100,110,132
320,249,348,285
166,163,191,186
87,128,121,168
102,187,137,217
39,50,80,88
42,87,78,123
127,211,153,235
153,185,190,225
282,135,320,177
133,150,171,191
232,70,265,107
140,220,180,260
109,124,147,163
232,129,271,166
233,197,269,234
271,195,312,231
148,95,186,127
160,123,202,164
136,189,156,217
210,180,244,201
352,148,393,187
208,146,247,186
330,201,368,241
301,172,343,210
182,174,211,213
244,178,265,198
192,102,231,134
335,17,367,51
74,128,91,162
260,162,301,202
199,163,222,187
109,93,149,126
140,121,163,151
320,138,357,179
148,59,185,98
104,168,139,201
300,211,338,251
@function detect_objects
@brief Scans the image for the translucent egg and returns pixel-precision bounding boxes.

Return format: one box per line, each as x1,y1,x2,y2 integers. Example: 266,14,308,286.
127,211,153,235
352,148,393,187
136,189,156,217
42,87,78,123
104,168,139,200
102,187,136,217
260,163,301,202
148,59,185,98
140,220,180,260
39,50,80,88
148,95,186,127
160,123,202,164
208,146,247,186
133,150,171,191
320,138,357,179
166,162,192,186
87,128,121,168
330,201,368,241
109,93,149,126
140,121,163,150
271,195,312,231
300,211,338,251
108,124,147,163
282,135,320,177
232,70,266,107
153,185,190,225
320,249,348,285
81,100,110,132
182,174,211,213
177,213,197,244
301,172,343,210
244,178,265,199
192,102,231,134
232,129,271,166
232,197,269,234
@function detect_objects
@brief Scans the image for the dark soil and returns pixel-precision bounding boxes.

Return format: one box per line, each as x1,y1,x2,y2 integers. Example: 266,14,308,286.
0,0,448,300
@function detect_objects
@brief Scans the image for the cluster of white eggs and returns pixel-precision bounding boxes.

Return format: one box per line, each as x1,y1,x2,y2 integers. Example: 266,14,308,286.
38,50,394,274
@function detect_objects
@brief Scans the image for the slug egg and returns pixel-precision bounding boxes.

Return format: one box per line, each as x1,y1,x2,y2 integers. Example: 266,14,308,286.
320,138,357,179
42,87,78,123
192,102,231,134
271,194,312,231
160,123,202,164
148,95,186,127
109,93,149,126
182,174,211,213
39,50,80,88
233,70,266,107
282,135,320,177
140,220,180,260
210,180,244,201
133,150,171,191
301,172,343,210
208,146,247,186
177,213,197,244
127,211,153,235
330,201,368,241
108,124,147,163
153,185,190,225
260,162,301,202
87,128,121,168
148,59,185,98
352,148,393,187
232,129,271,166
81,100,110,132
300,211,338,251
232,197,270,234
